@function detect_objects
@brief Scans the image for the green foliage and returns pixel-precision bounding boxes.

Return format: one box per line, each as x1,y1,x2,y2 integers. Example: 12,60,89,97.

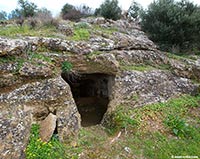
86,51,104,58
0,25,30,37
122,94,200,158
94,25,118,35
141,0,200,53
61,61,73,73
72,28,90,41
61,3,74,15
95,0,122,20
17,0,38,18
164,115,194,138
28,52,52,63
61,3,81,21
132,95,200,129
76,4,93,16
133,131,200,159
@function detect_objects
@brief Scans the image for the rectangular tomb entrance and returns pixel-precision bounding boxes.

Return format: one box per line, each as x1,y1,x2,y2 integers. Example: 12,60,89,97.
62,73,114,127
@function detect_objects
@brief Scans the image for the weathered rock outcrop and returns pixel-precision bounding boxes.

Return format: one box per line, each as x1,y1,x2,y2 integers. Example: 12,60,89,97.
0,103,31,159
117,70,199,106
0,17,199,158
0,77,80,158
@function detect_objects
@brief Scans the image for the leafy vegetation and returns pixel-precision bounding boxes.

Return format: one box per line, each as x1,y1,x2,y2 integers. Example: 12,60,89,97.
103,95,200,158
140,0,200,53
95,0,122,20
17,0,38,18
28,52,52,63
164,115,195,138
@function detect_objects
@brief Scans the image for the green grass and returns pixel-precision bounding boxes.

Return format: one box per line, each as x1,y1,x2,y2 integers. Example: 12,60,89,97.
71,28,90,41
166,52,198,61
94,25,118,35
103,95,200,158
0,25,58,38
121,64,155,72
125,131,200,159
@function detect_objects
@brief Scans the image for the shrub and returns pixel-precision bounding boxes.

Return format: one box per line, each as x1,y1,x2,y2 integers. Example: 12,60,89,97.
140,0,200,53
95,0,122,20
17,0,38,18
62,9,82,22
27,17,38,29
15,17,25,26
61,3,93,22
35,8,53,27
61,3,81,22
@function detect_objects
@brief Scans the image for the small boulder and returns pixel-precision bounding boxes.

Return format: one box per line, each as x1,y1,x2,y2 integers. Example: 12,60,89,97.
40,113,57,142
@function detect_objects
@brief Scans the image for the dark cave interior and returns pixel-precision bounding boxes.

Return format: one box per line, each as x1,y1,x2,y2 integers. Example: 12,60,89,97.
62,72,114,127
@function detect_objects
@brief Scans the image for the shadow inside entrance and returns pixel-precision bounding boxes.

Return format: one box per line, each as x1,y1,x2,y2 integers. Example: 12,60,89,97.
61,73,114,127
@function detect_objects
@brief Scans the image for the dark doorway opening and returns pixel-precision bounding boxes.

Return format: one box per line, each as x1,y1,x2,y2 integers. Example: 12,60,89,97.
62,72,114,127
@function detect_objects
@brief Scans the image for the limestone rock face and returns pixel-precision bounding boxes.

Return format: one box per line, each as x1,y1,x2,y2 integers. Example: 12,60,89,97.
0,76,81,158
117,70,199,106
0,103,31,159
113,50,168,65
19,62,53,78
0,38,28,56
